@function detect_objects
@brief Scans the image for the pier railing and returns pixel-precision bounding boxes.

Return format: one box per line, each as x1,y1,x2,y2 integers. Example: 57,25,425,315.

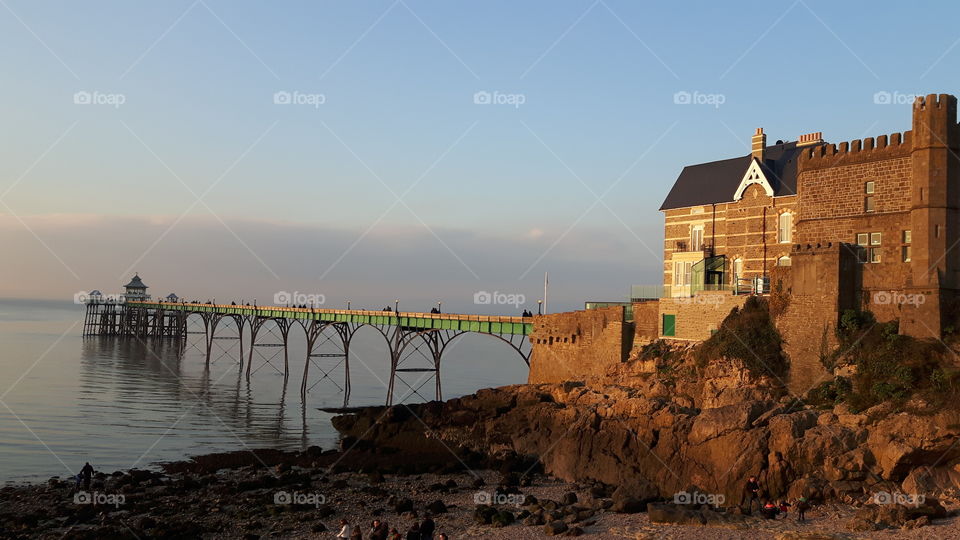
126,301,533,336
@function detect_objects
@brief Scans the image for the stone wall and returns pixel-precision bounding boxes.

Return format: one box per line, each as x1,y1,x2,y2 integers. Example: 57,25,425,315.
657,291,748,341
774,242,858,395
527,306,630,384
633,301,660,342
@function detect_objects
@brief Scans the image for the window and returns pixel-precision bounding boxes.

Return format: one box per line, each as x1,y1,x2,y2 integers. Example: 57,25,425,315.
732,258,743,283
673,262,693,286
865,182,875,213
778,212,792,243
902,230,912,262
691,226,704,252
777,256,792,267
865,181,875,194
856,232,881,263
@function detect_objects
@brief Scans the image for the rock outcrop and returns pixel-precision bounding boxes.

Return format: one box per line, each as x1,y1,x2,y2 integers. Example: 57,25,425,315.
333,349,960,510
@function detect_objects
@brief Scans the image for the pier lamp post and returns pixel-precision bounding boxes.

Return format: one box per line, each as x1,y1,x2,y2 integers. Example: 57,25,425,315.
394,299,399,313
347,301,351,310
437,301,442,314
537,300,542,315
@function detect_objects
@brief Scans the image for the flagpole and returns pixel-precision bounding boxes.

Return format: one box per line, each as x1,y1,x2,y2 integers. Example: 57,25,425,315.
543,271,548,315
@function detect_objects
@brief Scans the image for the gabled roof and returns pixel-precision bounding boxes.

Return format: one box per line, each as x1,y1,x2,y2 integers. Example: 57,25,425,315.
659,141,808,211
123,274,148,289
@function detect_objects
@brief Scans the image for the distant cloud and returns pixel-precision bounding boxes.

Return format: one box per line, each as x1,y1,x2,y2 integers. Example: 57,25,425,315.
0,214,660,313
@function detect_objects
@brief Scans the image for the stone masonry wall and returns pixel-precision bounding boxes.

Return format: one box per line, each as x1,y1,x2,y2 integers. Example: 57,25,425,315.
527,306,629,384
657,291,748,341
633,301,660,342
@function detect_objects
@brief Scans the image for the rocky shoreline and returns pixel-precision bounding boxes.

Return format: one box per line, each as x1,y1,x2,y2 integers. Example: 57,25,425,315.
2,444,960,539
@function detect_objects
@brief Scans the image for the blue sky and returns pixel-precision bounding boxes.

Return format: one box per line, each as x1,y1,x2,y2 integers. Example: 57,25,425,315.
2,0,960,312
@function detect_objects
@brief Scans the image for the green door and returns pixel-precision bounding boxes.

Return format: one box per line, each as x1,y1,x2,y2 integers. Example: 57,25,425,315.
662,314,675,337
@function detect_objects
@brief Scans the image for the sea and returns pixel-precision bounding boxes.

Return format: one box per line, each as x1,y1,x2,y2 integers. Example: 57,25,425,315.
0,299,528,483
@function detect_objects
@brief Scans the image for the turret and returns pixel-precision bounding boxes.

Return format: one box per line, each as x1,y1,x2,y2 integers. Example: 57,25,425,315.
910,94,960,290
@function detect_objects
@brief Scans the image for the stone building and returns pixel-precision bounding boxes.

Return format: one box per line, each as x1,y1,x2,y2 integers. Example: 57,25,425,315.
528,93,960,393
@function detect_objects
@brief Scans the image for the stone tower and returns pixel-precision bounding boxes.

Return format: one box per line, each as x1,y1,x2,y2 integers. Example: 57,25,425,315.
903,94,960,336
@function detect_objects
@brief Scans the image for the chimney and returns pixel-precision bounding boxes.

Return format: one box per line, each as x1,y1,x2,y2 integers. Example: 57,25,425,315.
797,131,823,147
751,128,766,160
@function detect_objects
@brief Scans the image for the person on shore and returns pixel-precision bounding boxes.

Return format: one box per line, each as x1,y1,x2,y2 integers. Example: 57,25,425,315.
741,475,761,513
336,519,352,539
419,513,435,540
388,528,402,540
796,496,810,522
778,499,791,518
79,462,94,491
350,526,363,540
369,519,389,540
437,534,448,540
405,522,420,540
761,500,779,519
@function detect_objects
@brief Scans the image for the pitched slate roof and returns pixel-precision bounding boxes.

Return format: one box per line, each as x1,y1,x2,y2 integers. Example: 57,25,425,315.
659,141,808,210
123,274,148,289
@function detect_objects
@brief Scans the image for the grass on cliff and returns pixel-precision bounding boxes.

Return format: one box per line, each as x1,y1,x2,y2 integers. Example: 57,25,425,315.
694,296,789,380
807,311,960,412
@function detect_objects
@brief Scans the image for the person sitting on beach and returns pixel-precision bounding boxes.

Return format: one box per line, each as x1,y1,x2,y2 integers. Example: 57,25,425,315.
388,527,402,540
406,522,420,540
369,519,389,540
437,534,448,540
796,496,810,522
336,519,352,539
761,500,779,519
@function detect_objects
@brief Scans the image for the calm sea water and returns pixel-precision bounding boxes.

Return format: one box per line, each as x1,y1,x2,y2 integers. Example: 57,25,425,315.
0,299,528,483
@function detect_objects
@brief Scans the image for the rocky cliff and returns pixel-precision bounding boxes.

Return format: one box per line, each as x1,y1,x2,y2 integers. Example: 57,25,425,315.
332,345,960,512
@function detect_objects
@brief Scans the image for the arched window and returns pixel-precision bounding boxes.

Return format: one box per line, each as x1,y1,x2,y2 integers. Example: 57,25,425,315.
732,258,743,283
778,212,792,243
777,255,792,267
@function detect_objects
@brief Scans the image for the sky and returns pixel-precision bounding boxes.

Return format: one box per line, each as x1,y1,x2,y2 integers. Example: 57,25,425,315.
2,0,960,314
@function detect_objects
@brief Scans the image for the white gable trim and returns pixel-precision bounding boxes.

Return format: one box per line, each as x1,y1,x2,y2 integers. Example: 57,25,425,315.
733,158,774,200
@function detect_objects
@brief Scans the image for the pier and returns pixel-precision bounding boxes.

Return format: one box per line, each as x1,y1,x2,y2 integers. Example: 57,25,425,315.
82,299,533,406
